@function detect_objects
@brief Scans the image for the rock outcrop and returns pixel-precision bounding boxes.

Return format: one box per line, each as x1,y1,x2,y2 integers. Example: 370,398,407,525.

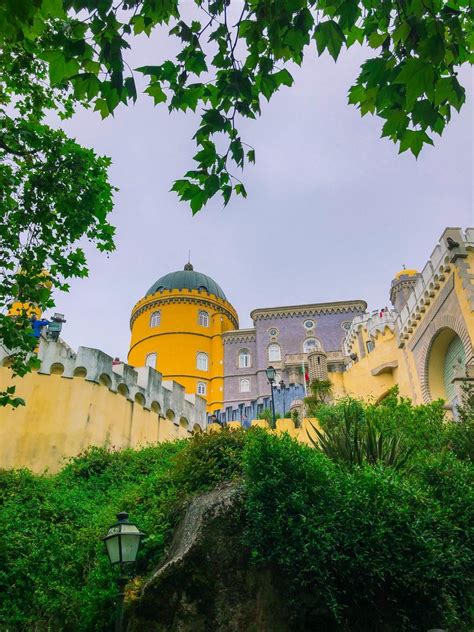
127,484,289,632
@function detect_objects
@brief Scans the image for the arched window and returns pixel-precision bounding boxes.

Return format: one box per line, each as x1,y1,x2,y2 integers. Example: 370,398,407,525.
303,338,320,353
197,381,207,395
145,352,157,368
149,311,161,327
197,352,208,371
268,343,281,362
198,310,209,327
240,378,250,393
238,349,251,368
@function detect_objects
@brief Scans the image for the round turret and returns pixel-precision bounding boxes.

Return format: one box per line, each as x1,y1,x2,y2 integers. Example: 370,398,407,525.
390,268,420,313
128,264,238,413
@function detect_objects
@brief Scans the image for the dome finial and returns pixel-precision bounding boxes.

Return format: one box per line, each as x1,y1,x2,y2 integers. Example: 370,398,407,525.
184,251,193,271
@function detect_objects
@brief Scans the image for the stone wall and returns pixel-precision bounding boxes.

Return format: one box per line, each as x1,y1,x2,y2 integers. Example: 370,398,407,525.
0,338,206,473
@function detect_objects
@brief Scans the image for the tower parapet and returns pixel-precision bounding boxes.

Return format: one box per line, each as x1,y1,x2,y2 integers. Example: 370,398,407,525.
390,269,420,312
307,349,328,382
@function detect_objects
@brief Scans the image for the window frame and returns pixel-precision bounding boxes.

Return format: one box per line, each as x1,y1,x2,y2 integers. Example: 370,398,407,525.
268,343,282,362
238,348,251,368
149,311,161,328
145,352,157,368
303,338,320,353
239,377,250,393
197,381,207,395
196,352,209,371
198,310,210,327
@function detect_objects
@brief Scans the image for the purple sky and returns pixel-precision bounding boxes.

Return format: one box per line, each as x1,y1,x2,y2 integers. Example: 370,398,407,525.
50,34,473,361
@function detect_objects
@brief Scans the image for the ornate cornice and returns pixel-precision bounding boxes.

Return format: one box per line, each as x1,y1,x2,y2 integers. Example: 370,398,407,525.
222,329,256,345
130,295,238,330
250,300,367,322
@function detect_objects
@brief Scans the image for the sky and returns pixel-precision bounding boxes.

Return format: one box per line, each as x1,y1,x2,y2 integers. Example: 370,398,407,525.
50,27,473,362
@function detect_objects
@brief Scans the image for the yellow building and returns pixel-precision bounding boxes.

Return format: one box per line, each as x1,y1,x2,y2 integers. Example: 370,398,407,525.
128,263,238,414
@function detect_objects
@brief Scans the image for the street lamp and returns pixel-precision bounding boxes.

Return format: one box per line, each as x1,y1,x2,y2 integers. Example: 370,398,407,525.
265,366,277,427
103,512,145,632
279,379,286,416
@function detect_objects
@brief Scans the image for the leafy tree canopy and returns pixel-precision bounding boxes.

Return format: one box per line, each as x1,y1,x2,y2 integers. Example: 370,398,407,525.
0,0,472,404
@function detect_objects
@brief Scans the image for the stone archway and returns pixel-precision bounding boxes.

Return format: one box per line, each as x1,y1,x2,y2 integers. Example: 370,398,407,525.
425,328,467,404
415,313,472,403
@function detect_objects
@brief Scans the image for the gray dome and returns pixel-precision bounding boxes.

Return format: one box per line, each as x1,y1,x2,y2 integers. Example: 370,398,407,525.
146,264,227,300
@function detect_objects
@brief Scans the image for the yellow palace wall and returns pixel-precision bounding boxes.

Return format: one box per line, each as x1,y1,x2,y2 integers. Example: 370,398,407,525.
128,288,238,413
0,368,190,474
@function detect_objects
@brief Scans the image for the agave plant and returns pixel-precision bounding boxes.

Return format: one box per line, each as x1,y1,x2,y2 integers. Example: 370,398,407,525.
307,400,412,470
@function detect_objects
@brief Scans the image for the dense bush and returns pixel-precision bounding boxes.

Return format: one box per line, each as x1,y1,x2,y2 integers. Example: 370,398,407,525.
243,431,473,631
0,406,472,631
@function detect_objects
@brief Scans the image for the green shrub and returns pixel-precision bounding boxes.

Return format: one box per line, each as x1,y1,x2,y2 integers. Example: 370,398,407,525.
0,408,472,632
243,431,474,631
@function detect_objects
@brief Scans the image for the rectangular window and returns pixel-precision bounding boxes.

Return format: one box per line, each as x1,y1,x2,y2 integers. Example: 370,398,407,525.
197,352,208,371
199,311,209,327
367,340,375,353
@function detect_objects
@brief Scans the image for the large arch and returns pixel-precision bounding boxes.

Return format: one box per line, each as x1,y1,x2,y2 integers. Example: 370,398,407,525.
425,327,468,404
415,312,472,403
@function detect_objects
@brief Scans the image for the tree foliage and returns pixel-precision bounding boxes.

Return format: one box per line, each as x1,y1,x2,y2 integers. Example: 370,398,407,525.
2,0,472,213
0,34,115,406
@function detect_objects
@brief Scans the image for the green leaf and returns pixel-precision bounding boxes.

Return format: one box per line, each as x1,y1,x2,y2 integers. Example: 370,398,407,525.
412,100,439,130
381,109,409,138
434,76,465,111
395,58,435,108
399,129,434,158
125,77,137,102
247,149,255,164
313,20,346,61
272,69,294,88
235,183,247,198
145,83,167,105
222,184,232,206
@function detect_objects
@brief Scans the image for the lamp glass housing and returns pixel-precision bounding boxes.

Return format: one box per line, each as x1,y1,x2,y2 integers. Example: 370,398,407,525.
103,513,144,565
266,366,276,382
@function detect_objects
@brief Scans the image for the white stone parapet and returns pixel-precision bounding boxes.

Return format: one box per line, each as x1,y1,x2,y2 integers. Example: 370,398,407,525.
395,228,474,347
343,310,396,356
32,338,207,429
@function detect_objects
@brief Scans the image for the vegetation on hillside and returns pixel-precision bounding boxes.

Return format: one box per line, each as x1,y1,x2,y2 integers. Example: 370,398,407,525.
0,394,473,631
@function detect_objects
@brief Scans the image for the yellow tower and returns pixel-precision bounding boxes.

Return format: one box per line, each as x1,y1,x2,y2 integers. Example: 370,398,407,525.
128,263,238,413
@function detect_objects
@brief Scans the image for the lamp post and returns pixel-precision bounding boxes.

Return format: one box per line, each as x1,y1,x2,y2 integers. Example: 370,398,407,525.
279,379,286,416
265,366,277,427
103,512,145,632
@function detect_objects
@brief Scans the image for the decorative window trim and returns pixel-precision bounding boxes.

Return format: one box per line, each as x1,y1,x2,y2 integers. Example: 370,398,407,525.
198,310,210,327
267,327,279,338
149,311,161,328
240,377,250,393
303,319,315,330
197,381,207,395
238,348,251,368
303,338,321,353
268,343,282,362
197,352,209,371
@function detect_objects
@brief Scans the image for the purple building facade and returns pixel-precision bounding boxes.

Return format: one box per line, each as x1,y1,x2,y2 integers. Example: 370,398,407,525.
220,300,367,422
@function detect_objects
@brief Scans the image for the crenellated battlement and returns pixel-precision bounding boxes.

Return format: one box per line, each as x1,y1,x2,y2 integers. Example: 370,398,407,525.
395,227,474,348
32,338,207,429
